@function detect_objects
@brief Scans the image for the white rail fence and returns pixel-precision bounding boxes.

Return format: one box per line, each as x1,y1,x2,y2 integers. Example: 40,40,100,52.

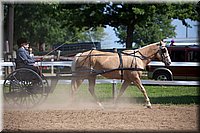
0,60,199,86
0,60,73,75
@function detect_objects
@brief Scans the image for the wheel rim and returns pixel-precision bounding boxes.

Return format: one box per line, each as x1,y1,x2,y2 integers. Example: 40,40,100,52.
156,75,168,80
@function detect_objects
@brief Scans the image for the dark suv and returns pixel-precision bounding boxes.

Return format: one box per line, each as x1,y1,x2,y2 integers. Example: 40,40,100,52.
147,45,200,81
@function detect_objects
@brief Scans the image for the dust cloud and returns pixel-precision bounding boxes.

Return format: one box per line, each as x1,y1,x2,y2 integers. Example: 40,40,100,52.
3,82,142,111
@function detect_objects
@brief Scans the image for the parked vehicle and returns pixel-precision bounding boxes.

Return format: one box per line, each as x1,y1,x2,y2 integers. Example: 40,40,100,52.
147,44,200,81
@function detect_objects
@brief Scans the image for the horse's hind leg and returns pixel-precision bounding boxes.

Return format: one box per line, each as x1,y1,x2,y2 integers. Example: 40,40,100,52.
71,78,83,99
114,80,131,104
88,76,104,109
133,78,152,108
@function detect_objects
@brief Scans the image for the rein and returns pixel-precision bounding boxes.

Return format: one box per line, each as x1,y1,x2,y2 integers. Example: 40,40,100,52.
74,49,158,61
74,50,152,60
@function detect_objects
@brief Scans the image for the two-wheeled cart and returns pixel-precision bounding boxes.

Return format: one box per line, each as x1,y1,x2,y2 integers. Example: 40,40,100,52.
3,61,72,109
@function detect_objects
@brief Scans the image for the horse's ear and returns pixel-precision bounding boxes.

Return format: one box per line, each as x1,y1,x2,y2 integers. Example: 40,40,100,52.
157,41,162,46
158,41,166,46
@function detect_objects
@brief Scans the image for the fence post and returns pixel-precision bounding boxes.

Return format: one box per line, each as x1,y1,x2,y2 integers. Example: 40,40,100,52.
112,79,117,99
51,55,54,75
57,50,61,61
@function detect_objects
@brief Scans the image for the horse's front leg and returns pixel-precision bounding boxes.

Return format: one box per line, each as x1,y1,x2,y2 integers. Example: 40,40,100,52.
88,76,104,109
133,77,152,108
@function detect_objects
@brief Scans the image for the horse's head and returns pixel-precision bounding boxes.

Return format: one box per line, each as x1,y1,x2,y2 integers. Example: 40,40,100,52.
156,41,171,66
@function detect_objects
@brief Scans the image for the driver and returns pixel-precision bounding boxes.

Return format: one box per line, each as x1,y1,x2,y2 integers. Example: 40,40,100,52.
16,37,40,75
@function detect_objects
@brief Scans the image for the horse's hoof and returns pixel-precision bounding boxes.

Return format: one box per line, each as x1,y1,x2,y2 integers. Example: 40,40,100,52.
97,102,104,109
146,105,152,109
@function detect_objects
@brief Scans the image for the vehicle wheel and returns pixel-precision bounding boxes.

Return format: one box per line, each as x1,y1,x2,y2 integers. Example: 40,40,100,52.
3,68,49,108
153,71,172,81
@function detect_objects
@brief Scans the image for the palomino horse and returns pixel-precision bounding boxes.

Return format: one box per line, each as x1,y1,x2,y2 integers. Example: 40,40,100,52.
71,41,171,108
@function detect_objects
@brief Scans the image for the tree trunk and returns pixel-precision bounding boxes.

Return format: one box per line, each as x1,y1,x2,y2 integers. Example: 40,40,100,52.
8,4,14,53
126,24,134,49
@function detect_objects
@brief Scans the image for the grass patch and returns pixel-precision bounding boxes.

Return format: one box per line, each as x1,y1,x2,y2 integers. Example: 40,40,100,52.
52,83,200,105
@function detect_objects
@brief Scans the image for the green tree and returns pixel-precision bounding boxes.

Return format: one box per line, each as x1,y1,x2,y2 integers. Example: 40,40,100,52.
3,4,106,51
114,13,176,47
68,4,172,48
63,3,198,48
104,3,199,48
4,2,199,51
75,27,106,42
5,4,68,50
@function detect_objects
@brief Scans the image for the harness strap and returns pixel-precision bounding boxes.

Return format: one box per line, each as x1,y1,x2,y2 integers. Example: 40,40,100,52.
93,67,145,76
117,52,124,81
121,50,149,60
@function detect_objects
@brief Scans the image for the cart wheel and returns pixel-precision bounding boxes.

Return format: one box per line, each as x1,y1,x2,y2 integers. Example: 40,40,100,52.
3,68,49,108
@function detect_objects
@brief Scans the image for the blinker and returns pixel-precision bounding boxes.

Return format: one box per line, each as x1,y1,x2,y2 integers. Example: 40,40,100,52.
160,47,166,53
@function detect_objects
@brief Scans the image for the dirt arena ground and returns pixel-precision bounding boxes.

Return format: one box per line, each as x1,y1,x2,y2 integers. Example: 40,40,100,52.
2,83,199,132
3,102,199,132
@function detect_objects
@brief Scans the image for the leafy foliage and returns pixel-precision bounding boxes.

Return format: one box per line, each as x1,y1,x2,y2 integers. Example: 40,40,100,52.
4,2,199,50
104,3,198,48
4,4,106,51
68,3,198,48
115,13,176,47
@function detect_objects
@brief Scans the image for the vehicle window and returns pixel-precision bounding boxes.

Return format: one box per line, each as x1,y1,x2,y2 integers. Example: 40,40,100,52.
170,50,185,62
188,51,200,62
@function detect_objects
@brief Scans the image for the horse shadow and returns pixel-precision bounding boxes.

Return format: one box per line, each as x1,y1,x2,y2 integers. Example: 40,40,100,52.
132,95,199,104
100,95,200,105
149,95,200,104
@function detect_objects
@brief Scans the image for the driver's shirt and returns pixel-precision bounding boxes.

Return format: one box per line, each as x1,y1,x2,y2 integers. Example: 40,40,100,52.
16,47,35,66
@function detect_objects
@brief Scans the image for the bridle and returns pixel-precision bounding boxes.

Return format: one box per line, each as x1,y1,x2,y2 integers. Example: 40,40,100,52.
158,46,170,63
